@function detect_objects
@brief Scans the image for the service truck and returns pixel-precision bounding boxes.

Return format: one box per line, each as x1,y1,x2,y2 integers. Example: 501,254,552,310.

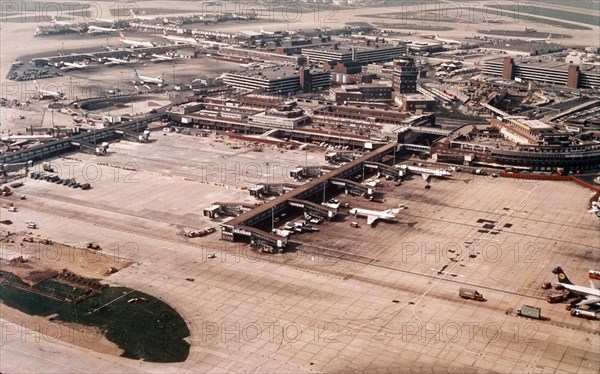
459,288,485,301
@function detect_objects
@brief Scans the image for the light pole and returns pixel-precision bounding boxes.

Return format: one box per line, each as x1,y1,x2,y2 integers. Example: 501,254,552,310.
266,162,270,183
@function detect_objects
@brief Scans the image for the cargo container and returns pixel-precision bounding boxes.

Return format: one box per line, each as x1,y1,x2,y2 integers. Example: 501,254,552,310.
517,305,541,319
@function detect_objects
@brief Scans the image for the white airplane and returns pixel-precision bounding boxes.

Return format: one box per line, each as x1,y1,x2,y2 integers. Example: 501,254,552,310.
396,165,453,182
87,24,120,34
119,31,155,48
105,57,134,66
33,80,63,99
552,267,600,308
240,62,260,69
133,68,164,86
162,30,198,44
150,54,175,62
197,39,230,47
526,34,552,43
483,18,502,23
434,34,462,45
130,9,156,21
51,16,75,26
349,205,406,225
260,26,276,36
61,60,90,71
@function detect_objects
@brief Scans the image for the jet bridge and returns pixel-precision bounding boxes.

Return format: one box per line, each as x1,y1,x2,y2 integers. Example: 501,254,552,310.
364,161,402,179
288,198,337,220
70,140,107,155
114,129,150,143
330,178,373,196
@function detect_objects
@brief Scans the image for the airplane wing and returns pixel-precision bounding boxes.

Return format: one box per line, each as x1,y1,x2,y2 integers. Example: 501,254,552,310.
366,215,377,225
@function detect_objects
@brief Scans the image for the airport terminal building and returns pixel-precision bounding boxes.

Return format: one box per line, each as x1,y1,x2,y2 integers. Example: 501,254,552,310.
301,43,407,64
483,57,600,89
223,67,331,95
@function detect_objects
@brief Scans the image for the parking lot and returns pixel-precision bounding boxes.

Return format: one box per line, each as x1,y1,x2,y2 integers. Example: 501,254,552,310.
2,138,599,372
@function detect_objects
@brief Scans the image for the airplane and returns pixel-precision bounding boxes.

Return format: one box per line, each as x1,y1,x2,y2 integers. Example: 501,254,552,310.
260,26,276,36
33,80,63,99
133,68,164,86
349,205,406,226
105,57,134,66
150,54,175,62
483,18,503,23
396,164,453,183
526,34,552,43
119,31,155,48
552,267,600,308
197,39,230,48
51,16,75,26
87,24,120,34
434,34,462,45
129,9,156,21
162,30,198,44
240,62,259,69
61,60,90,71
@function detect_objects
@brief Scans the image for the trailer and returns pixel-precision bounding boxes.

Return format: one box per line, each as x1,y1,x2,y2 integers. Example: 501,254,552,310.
459,288,484,301
517,305,541,319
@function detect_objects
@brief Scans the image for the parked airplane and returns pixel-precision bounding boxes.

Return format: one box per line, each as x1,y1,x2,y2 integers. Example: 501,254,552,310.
483,18,503,23
130,9,157,21
119,31,155,48
50,16,75,26
396,164,453,182
150,54,175,62
552,267,600,308
197,39,230,48
162,30,198,44
87,24,120,34
434,34,462,45
133,68,164,86
61,60,90,71
260,26,276,36
526,34,552,43
105,57,134,66
33,80,63,99
349,205,406,225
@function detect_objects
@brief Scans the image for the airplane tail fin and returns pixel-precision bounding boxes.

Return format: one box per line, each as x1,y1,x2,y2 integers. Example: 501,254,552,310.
119,31,125,39
552,267,574,285
33,80,40,91
51,16,57,23
130,9,137,18
163,29,168,36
